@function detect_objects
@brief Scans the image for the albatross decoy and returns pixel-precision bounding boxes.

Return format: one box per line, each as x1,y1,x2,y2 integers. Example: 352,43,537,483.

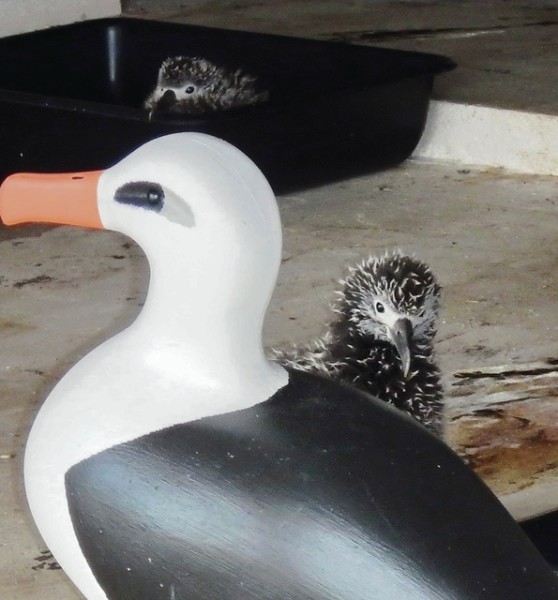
0,133,556,600
274,252,444,435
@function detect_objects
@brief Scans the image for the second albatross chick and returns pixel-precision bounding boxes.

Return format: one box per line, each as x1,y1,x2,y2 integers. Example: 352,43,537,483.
274,252,444,435
144,56,268,118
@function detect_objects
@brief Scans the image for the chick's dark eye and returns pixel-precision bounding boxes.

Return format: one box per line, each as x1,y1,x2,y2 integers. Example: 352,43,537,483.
185,86,195,94
375,301,385,313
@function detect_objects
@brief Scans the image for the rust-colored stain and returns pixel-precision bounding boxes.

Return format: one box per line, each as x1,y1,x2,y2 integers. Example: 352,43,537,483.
445,360,558,497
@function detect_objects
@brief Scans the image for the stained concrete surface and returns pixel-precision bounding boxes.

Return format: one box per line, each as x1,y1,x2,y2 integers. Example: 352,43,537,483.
1,1,558,599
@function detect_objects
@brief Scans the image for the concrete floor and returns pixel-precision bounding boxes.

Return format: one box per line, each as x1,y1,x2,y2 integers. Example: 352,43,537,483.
2,2,558,599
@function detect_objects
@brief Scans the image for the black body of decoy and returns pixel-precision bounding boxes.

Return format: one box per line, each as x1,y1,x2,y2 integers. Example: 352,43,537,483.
66,370,558,600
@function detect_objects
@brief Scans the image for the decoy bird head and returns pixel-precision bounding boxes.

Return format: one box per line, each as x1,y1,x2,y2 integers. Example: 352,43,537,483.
335,252,441,376
0,133,283,370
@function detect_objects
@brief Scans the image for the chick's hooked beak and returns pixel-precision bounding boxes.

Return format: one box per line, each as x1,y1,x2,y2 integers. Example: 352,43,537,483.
388,318,412,378
0,171,103,229
149,89,177,120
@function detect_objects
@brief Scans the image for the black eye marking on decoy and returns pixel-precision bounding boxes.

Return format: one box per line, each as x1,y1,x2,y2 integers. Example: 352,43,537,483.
115,182,165,212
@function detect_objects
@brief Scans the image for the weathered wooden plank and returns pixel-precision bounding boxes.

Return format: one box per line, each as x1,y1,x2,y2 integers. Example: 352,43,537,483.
445,358,558,520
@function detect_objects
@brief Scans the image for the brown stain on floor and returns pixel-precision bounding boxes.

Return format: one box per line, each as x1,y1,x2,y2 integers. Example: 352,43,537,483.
13,275,55,289
0,318,36,335
446,360,558,497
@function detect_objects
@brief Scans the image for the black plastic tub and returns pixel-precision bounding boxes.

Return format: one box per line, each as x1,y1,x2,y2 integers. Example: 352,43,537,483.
0,17,455,192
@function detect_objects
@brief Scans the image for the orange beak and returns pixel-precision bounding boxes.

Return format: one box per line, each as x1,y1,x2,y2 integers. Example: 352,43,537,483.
0,171,104,229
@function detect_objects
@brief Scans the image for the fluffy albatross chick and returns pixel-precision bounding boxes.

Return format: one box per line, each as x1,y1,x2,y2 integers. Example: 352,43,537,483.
274,252,444,435
144,56,268,118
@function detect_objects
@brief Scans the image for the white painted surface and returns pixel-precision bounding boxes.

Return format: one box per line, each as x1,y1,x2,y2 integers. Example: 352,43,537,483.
0,0,120,37
414,100,558,176
2,133,289,600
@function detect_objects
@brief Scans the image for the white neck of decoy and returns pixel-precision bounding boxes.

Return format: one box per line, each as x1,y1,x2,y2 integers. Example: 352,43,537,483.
97,133,287,388
131,222,275,376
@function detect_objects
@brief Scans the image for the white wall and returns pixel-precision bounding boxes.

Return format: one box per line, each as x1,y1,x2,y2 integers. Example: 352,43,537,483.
0,0,120,37
414,100,558,177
